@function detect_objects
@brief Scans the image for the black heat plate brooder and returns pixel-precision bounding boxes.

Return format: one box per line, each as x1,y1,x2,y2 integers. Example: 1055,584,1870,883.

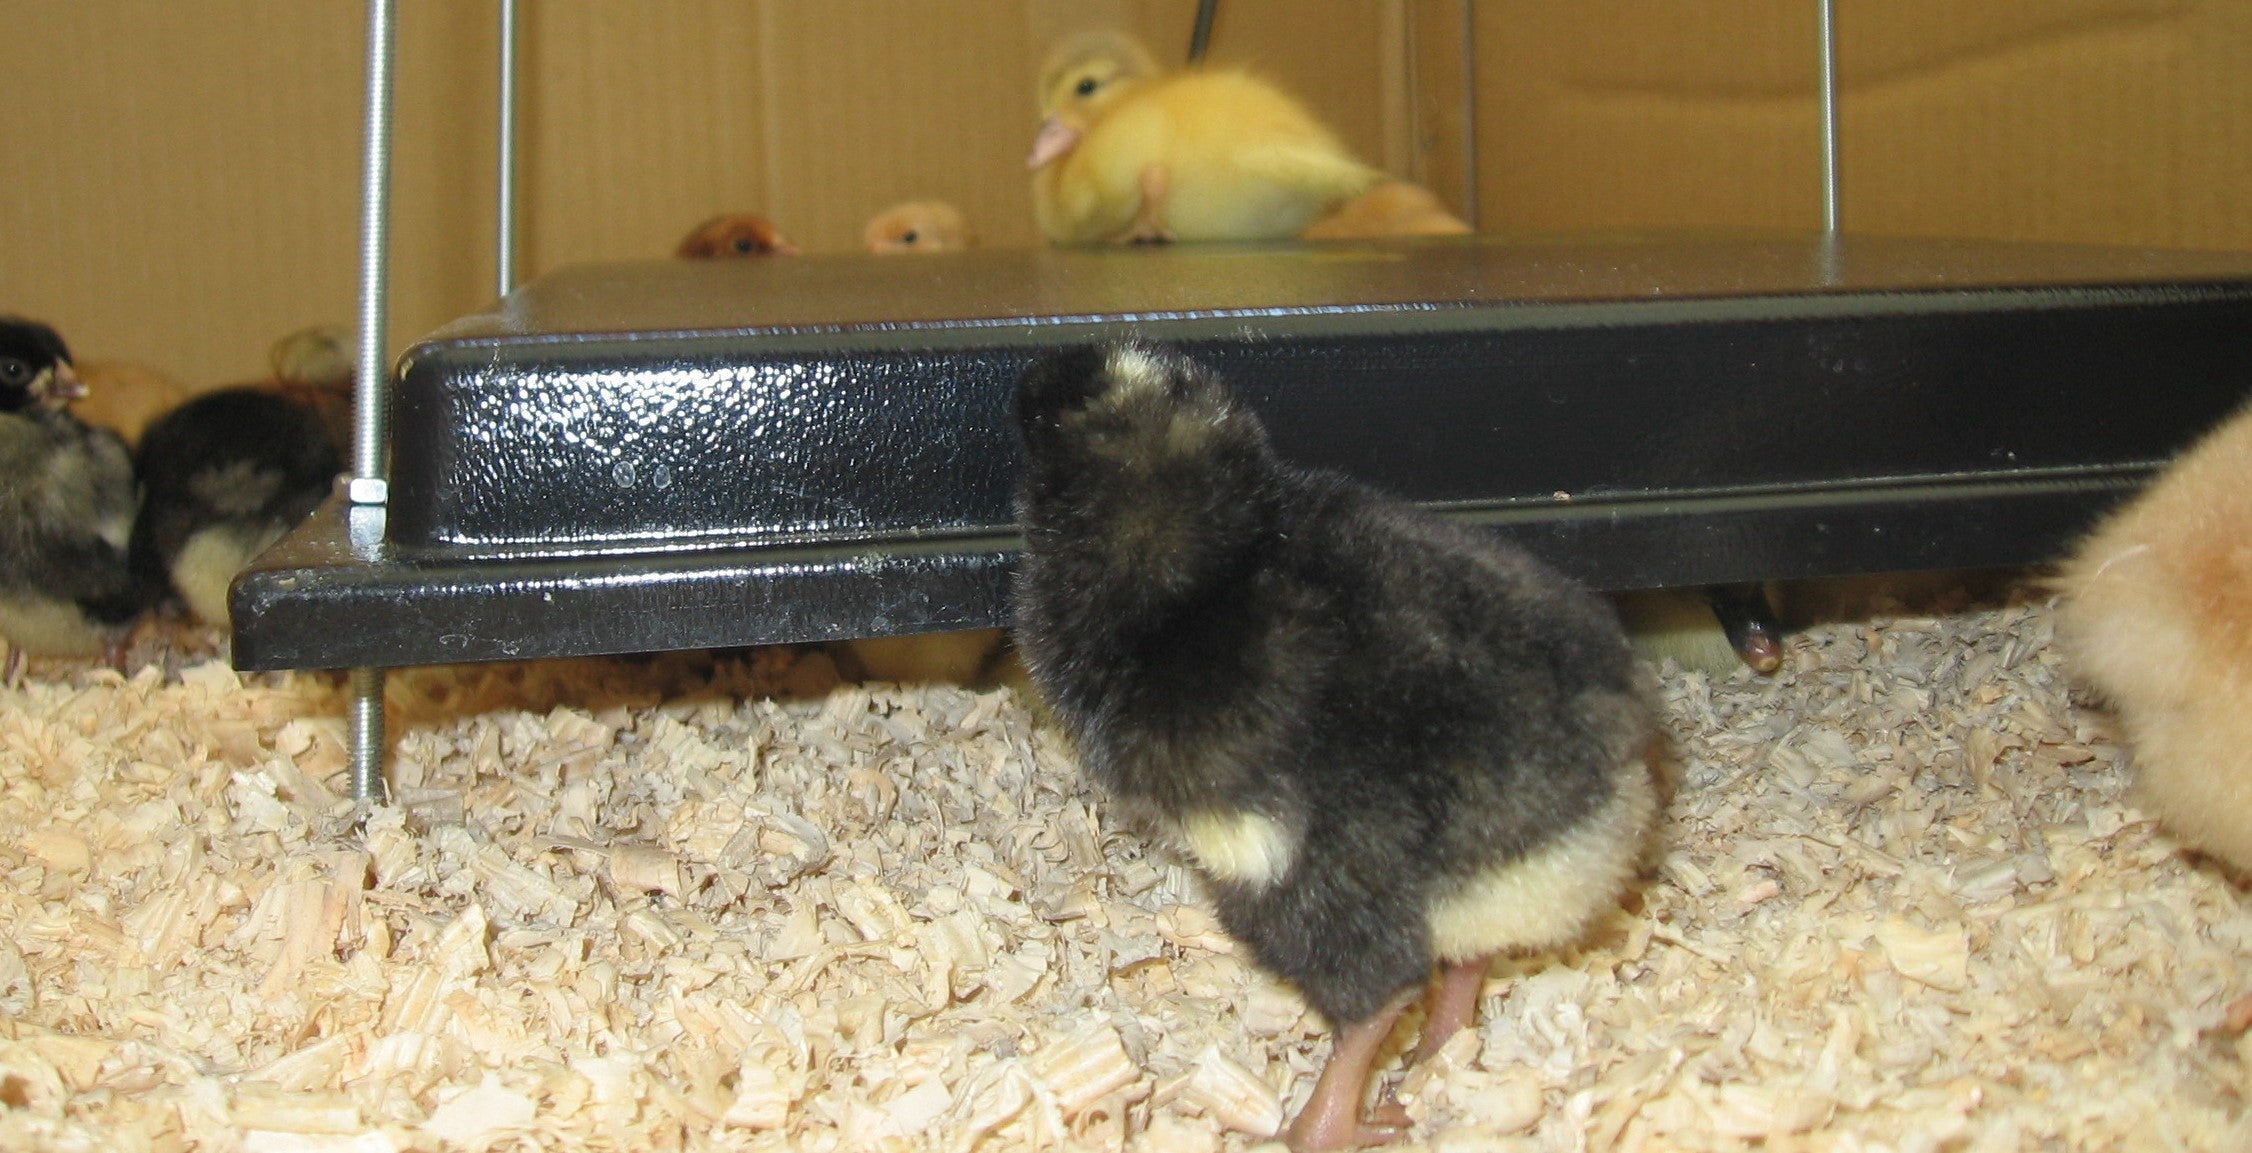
232,233,2252,671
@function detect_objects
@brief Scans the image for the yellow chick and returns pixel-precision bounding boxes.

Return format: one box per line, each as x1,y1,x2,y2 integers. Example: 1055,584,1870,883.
1028,30,1380,247
864,200,975,253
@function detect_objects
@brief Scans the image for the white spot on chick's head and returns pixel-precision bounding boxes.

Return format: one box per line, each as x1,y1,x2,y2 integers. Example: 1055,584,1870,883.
1072,344,1227,462
1103,344,1169,399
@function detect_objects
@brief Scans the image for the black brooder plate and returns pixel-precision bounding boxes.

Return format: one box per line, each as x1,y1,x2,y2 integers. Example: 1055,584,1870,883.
233,232,2252,671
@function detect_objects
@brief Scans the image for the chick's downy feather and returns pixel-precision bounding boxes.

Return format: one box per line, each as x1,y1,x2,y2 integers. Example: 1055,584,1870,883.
864,200,974,253
2057,398,2252,873
131,387,343,627
1013,342,1656,1148
1029,32,1379,246
675,213,799,258
0,317,145,658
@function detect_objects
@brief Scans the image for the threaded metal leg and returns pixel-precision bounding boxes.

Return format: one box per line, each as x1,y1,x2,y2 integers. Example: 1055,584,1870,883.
349,666,387,803
346,0,397,809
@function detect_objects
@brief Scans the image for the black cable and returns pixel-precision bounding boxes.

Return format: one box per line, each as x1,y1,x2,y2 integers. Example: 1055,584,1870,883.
1188,0,1219,63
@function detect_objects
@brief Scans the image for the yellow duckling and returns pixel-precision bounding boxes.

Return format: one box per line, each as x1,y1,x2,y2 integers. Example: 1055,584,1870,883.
1028,31,1380,247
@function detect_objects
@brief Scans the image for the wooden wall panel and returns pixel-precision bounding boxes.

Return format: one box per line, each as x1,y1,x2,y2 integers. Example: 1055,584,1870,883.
0,1,367,384
8,1,2243,393
1473,0,1826,234
518,1,768,269
1408,0,1477,223
759,1,1045,253
393,3,503,346
1836,0,2252,249
1472,0,2252,250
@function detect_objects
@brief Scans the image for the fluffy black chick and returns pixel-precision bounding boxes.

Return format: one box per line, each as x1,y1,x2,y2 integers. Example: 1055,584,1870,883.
0,317,145,669
130,386,343,629
1012,342,1659,1151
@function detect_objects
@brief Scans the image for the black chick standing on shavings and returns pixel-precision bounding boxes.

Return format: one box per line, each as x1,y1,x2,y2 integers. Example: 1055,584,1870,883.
1011,342,1660,1151
130,384,344,631
0,316,147,680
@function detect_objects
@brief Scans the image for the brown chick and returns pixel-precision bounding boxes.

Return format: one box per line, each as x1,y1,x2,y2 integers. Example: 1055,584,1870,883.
1029,30,1380,246
863,200,975,253
2057,400,2252,874
675,213,800,259
1300,179,1472,241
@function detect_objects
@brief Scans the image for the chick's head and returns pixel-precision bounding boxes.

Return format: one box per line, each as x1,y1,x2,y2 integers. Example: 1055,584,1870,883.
0,317,83,413
1029,31,1162,168
864,200,972,253
1037,31,1159,121
1015,341,1266,499
676,214,800,259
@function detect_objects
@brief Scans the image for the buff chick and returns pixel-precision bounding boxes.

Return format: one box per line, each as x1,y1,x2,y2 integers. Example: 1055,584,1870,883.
2057,399,2252,875
1028,31,1380,247
864,200,975,253
1300,179,1472,240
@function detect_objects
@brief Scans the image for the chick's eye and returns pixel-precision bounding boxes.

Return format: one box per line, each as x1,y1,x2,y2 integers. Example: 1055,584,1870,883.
733,238,756,254
1074,76,1099,97
901,230,919,244
0,358,29,387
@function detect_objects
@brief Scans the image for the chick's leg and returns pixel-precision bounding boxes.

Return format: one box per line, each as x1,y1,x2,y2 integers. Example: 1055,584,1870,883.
1122,164,1175,245
1367,957,1492,1128
1285,989,1416,1151
1409,956,1490,1066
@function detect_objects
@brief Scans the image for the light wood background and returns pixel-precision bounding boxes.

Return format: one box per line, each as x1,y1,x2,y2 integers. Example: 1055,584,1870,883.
2,1,2246,388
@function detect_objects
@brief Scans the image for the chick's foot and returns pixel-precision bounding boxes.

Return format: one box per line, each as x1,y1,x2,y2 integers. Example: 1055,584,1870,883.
1284,992,1416,1151
1122,164,1176,244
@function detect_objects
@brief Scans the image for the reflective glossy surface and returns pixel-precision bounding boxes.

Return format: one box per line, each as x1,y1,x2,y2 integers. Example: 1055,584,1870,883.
388,235,2252,558
234,233,2252,670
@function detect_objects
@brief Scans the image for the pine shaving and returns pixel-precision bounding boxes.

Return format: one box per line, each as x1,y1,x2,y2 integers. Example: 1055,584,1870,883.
1,591,2247,1150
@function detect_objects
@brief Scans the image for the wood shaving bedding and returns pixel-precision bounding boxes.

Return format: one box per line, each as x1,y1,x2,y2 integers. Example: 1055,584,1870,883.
0,591,2247,1152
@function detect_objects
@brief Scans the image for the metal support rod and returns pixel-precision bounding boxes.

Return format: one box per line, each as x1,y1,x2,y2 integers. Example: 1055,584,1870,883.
353,0,395,499
1459,0,1478,231
497,0,518,297
348,0,397,805
1187,0,1219,64
1818,0,1840,233
349,667,387,802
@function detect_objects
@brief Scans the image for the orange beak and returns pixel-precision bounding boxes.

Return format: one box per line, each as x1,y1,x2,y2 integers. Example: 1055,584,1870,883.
1027,117,1080,169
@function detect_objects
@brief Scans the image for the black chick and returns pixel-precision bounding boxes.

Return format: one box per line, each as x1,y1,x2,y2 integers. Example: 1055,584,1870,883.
130,387,343,629
1012,342,1659,1151
0,317,145,672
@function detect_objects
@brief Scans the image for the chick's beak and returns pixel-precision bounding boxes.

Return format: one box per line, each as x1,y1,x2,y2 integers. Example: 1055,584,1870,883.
1027,117,1080,170
42,361,87,404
